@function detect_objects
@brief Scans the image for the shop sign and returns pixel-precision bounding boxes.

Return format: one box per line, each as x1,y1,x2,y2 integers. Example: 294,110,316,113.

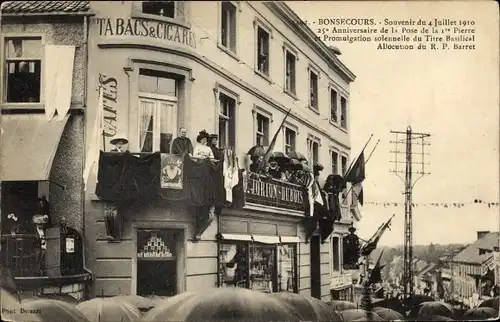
245,175,304,211
331,272,353,290
96,18,197,49
98,73,118,138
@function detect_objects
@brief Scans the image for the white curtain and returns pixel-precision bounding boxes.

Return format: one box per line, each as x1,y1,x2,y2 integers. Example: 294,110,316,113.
44,45,76,121
139,99,155,151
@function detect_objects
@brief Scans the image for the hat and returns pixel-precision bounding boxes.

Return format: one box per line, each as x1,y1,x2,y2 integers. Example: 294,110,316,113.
208,133,218,139
110,135,129,145
348,225,357,233
196,130,210,143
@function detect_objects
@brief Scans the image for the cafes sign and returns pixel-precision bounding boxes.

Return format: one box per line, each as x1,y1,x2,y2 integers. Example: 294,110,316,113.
96,18,197,48
245,175,304,211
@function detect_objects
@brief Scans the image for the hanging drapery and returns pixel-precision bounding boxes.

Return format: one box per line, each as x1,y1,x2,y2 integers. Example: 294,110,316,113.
44,45,76,121
139,99,155,152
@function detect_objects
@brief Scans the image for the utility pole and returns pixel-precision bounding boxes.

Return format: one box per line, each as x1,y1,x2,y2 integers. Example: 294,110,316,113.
390,126,431,306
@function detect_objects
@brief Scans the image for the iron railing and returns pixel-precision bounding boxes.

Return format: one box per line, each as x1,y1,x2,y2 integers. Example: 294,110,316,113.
0,234,42,277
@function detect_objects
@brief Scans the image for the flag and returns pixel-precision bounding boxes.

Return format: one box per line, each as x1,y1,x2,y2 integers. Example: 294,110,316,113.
353,183,364,206
345,151,365,184
360,214,394,258
83,87,104,189
368,250,385,285
263,108,292,163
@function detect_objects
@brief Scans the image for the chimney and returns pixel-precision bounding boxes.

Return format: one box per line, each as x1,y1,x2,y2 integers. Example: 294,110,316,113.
477,231,490,240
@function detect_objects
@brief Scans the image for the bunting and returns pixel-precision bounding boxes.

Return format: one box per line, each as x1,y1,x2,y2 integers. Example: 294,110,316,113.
360,200,499,208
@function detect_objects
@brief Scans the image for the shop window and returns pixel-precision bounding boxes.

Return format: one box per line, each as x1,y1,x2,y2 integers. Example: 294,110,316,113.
255,113,269,146
284,50,296,95
331,151,339,175
137,229,179,296
219,92,236,150
341,97,348,129
256,26,270,75
4,37,42,103
332,237,340,272
284,127,296,154
330,88,338,123
138,69,179,153
309,69,319,110
142,1,176,18
219,241,297,293
220,1,237,53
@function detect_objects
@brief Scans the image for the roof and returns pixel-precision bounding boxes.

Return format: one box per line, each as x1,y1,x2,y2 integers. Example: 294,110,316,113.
1,1,90,15
418,263,439,277
452,232,499,264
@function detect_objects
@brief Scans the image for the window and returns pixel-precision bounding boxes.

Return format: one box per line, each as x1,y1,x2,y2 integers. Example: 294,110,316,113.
284,50,296,95
332,237,340,272
341,156,348,176
142,1,176,18
218,241,297,293
255,113,269,146
307,138,319,165
331,151,339,174
4,37,42,103
219,93,236,150
256,26,270,75
330,89,338,123
309,70,319,110
340,97,347,129
220,1,237,53
138,69,179,153
284,128,296,154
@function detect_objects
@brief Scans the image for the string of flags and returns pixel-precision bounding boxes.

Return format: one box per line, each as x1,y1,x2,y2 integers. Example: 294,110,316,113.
363,200,500,208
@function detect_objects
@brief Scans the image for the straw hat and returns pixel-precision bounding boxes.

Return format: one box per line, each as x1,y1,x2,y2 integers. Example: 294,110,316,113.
110,135,129,145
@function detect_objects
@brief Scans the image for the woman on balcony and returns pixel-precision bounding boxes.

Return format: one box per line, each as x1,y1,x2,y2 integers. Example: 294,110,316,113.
193,130,215,159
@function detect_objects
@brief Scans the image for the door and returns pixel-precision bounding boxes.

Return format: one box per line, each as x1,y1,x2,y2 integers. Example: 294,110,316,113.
310,235,321,299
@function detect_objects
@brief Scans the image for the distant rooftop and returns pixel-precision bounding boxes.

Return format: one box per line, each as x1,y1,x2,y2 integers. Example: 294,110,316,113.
2,1,90,14
452,232,499,264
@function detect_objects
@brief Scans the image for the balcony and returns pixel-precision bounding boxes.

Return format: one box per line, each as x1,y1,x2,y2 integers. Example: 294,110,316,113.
1,234,41,277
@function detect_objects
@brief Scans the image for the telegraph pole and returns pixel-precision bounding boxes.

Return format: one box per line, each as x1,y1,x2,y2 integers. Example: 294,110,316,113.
390,126,431,306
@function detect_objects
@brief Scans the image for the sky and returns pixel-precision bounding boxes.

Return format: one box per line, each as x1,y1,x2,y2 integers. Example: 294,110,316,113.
287,0,499,246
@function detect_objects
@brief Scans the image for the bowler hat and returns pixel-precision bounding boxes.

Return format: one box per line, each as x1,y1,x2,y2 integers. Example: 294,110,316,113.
196,130,210,143
348,226,357,233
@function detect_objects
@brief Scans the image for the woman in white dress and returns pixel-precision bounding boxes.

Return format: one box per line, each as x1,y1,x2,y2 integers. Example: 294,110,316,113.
193,130,215,159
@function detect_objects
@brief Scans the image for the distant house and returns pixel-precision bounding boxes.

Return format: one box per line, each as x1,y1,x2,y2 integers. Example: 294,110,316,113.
449,231,499,307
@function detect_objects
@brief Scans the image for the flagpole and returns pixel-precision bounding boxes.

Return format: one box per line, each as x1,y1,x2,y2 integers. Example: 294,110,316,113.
365,139,380,164
263,108,292,158
345,134,373,176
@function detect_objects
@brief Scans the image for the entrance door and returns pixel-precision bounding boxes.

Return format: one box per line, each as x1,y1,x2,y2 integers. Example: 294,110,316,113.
310,235,321,299
136,229,179,297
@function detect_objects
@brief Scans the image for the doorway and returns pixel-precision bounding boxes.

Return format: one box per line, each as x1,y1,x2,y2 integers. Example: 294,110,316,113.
136,229,181,297
310,235,321,299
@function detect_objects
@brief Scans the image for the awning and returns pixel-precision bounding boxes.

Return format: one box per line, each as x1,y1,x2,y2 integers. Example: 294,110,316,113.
219,234,253,242
279,236,301,243
252,235,280,244
1,114,69,181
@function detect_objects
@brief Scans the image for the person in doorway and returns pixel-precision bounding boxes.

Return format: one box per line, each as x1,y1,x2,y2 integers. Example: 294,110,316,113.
226,244,247,287
171,127,194,155
193,130,214,159
110,136,129,152
208,134,222,160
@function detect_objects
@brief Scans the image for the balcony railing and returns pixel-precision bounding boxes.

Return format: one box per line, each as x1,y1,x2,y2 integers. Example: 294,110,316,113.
1,234,42,277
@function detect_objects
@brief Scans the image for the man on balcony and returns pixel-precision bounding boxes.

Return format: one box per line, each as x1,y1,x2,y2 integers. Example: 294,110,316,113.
171,127,194,155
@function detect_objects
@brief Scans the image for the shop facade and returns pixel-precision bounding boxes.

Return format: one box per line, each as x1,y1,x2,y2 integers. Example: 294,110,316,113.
84,1,357,301
0,2,93,300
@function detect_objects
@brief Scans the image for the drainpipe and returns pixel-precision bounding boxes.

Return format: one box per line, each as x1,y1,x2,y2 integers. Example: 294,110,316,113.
81,14,94,299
